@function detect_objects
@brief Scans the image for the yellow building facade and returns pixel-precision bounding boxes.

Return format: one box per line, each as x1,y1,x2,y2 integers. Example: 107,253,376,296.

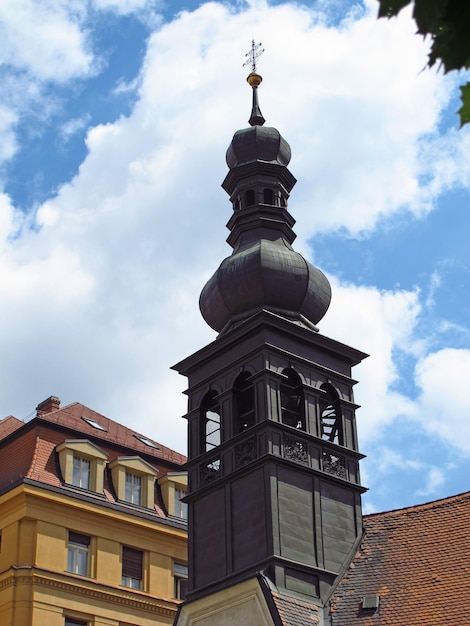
0,397,187,626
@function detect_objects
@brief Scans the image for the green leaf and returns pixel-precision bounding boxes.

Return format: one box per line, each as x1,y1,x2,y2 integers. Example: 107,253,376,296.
377,0,411,19
412,0,446,35
458,83,470,127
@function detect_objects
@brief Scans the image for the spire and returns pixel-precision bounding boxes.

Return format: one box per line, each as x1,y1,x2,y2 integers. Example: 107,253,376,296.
199,50,332,335
243,39,266,126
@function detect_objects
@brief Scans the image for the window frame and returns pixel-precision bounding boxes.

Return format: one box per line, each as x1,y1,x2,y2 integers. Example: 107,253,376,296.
173,562,188,600
157,471,188,520
67,531,91,577
121,545,144,590
109,456,158,509
56,440,108,493
125,471,142,505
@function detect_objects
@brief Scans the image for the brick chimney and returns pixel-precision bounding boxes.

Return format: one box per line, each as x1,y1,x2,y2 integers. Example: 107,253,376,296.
36,396,61,415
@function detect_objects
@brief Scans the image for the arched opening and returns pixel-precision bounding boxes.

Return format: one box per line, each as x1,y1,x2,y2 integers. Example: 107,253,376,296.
280,369,305,429
233,372,255,434
200,391,220,453
234,198,240,211
319,383,343,445
245,189,255,207
263,188,274,205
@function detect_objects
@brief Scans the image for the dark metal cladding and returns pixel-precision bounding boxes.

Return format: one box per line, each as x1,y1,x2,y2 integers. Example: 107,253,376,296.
199,99,331,334
226,126,291,168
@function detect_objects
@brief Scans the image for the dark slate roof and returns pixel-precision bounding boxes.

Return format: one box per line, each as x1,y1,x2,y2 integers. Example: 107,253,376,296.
329,491,470,625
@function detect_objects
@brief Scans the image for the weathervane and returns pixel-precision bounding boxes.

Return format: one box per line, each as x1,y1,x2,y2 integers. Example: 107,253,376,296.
243,39,264,73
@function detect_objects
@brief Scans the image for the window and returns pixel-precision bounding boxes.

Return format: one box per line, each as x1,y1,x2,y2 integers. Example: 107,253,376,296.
109,457,158,509
56,440,108,493
125,472,142,505
157,471,188,518
280,368,305,429
72,455,90,489
81,416,107,431
234,372,255,433
65,619,88,626
174,488,188,520
245,189,255,207
134,434,159,449
174,562,188,600
122,546,143,590
67,532,90,576
263,188,274,204
319,383,343,445
201,391,220,453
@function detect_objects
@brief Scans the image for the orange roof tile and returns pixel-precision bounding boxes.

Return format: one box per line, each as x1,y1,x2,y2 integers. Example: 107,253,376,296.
0,415,24,440
330,491,470,625
0,399,187,524
36,401,186,465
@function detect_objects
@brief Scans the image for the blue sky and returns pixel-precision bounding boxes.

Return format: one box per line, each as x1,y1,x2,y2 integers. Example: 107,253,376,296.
0,0,469,514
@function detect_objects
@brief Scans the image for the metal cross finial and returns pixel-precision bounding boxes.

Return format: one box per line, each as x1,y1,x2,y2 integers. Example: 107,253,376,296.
243,39,264,73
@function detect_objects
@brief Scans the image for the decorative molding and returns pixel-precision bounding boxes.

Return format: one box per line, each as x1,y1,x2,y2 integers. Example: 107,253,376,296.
322,450,347,479
0,568,177,618
199,456,221,486
234,438,257,468
283,435,308,465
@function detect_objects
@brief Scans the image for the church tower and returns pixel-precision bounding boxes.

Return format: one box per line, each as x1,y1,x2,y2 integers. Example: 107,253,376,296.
174,47,367,625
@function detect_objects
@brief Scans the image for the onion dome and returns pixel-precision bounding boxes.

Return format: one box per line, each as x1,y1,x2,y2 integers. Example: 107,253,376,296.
199,71,331,334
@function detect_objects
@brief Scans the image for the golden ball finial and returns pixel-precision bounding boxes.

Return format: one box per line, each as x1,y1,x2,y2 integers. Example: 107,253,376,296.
247,72,263,88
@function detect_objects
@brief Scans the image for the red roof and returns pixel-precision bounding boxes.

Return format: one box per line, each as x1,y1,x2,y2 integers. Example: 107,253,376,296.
34,401,186,465
330,491,470,624
0,399,186,521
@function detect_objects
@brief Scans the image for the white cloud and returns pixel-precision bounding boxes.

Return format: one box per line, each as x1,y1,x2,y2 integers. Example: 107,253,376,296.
59,114,92,142
413,348,470,453
92,0,161,17
320,280,421,441
0,0,468,472
0,0,93,82
416,467,445,497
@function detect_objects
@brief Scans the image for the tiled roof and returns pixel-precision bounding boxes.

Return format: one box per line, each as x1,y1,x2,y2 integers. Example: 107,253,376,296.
0,399,186,522
330,491,470,625
271,591,320,625
0,415,24,439
35,401,186,465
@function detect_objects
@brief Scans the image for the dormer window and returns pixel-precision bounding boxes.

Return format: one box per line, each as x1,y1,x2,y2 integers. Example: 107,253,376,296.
175,488,188,520
109,457,158,509
158,471,188,521
56,440,108,493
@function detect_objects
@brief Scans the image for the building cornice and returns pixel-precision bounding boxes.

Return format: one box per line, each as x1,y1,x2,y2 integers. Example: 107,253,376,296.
0,566,179,618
